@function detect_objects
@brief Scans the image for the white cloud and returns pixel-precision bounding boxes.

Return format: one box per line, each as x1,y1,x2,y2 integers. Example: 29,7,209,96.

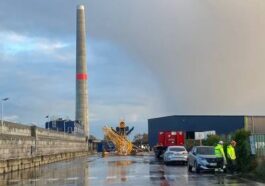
0,31,71,59
3,115,19,122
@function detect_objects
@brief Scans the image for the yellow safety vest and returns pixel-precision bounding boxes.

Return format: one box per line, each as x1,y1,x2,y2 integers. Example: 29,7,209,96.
227,145,236,160
215,144,225,158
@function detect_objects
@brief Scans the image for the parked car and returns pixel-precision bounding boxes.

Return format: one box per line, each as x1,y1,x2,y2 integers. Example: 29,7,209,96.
163,146,188,165
188,146,219,173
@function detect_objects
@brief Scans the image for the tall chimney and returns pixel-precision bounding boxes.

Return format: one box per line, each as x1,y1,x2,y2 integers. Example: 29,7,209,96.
76,4,88,136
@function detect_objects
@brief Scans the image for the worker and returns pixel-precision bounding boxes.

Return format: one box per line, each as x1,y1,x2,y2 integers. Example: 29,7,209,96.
227,140,237,174
215,141,227,171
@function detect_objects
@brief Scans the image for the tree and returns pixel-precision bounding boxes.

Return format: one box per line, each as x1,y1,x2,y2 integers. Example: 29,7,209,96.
232,129,251,172
133,133,148,146
203,135,221,146
89,134,97,140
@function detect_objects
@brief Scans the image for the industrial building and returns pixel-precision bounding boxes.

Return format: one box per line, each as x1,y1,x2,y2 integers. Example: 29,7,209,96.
148,115,265,147
45,118,84,135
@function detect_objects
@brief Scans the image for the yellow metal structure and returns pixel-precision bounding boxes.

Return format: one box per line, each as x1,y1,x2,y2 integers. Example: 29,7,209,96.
103,126,133,155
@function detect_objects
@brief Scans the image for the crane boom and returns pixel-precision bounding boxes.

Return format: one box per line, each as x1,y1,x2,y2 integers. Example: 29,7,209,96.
102,126,133,155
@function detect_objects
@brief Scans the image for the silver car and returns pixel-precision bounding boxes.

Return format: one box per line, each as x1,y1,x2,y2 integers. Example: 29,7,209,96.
187,146,220,173
163,146,188,165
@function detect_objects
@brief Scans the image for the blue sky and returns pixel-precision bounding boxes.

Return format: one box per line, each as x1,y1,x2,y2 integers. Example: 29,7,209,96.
1,1,265,138
0,25,163,138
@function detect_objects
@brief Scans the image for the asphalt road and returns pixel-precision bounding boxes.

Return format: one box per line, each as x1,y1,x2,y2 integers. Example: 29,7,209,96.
0,155,264,186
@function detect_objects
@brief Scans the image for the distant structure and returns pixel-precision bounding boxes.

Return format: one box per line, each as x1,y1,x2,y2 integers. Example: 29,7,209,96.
103,121,134,155
112,121,134,136
76,5,89,136
148,115,265,148
45,118,84,135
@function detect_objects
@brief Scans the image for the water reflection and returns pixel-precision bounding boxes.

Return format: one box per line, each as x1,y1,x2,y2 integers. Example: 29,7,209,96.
0,157,89,186
106,159,133,183
149,160,170,186
0,156,261,186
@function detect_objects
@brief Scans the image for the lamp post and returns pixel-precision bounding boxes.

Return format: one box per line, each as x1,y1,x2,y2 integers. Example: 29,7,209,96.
1,98,9,133
45,115,50,130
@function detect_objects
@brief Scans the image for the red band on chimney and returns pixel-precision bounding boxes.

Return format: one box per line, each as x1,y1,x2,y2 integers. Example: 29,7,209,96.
76,73,87,80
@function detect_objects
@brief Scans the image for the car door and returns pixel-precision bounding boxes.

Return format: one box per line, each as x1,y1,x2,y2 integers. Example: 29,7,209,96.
164,147,169,160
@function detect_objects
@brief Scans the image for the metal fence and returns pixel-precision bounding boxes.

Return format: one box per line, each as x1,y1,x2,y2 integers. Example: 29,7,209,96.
250,134,265,156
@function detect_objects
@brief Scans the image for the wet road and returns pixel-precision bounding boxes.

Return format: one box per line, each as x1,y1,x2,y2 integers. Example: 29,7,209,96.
0,155,264,186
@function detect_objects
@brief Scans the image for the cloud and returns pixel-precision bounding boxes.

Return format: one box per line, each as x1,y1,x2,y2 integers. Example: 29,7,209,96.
0,31,70,61
3,115,19,122
85,0,265,115
1,0,265,138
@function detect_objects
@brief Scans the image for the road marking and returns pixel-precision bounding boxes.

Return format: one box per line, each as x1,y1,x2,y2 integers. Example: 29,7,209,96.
106,176,117,179
29,179,40,182
8,179,20,182
143,175,151,178
66,177,79,181
88,177,98,180
47,178,59,181
144,175,161,178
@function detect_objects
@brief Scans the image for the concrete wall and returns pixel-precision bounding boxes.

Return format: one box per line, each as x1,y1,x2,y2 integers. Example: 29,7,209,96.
1,122,32,137
0,121,89,174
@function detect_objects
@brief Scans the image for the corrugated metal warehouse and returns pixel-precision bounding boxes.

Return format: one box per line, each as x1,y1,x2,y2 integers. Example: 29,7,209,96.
148,115,265,147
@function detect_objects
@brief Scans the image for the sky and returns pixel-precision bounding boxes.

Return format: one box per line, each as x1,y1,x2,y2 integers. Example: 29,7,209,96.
1,1,265,138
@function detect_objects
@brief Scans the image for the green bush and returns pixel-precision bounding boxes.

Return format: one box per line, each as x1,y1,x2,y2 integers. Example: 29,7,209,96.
185,139,200,151
203,135,221,146
232,129,251,172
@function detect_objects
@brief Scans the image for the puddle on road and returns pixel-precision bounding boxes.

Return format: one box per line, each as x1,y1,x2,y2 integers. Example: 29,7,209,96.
108,160,134,166
0,155,262,186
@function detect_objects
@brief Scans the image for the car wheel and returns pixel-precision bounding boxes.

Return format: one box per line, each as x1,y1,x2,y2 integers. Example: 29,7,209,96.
194,161,200,173
188,163,192,172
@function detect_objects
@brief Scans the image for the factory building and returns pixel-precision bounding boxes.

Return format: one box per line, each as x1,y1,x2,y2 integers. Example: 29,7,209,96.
148,115,265,147
45,118,84,135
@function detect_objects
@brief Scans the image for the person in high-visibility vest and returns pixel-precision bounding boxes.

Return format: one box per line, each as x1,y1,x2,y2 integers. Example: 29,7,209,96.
215,141,227,170
227,140,237,174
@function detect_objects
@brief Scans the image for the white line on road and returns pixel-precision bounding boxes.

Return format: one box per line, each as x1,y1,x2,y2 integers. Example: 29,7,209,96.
106,176,117,179
47,178,59,181
144,175,161,178
66,177,79,181
87,177,98,180
29,179,40,182
8,179,20,182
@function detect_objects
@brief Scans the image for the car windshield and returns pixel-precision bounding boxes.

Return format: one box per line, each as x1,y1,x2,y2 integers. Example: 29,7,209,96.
169,147,185,152
196,147,215,155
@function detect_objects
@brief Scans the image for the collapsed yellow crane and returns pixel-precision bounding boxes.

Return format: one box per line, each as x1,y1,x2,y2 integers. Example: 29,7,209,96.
102,121,134,155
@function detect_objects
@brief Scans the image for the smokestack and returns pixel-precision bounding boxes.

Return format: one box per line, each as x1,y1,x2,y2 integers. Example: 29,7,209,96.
76,4,88,136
